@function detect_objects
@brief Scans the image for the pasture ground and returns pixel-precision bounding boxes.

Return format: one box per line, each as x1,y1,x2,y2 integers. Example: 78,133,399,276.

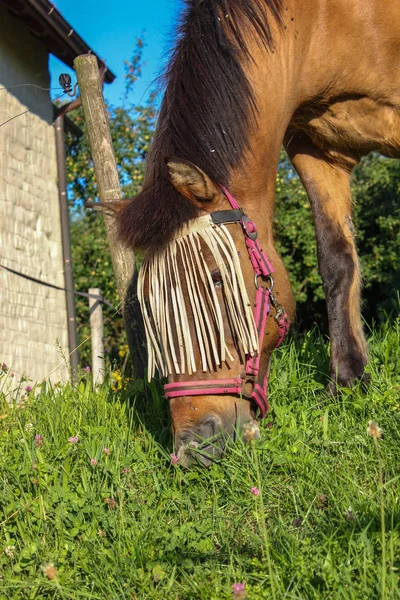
1,318,400,599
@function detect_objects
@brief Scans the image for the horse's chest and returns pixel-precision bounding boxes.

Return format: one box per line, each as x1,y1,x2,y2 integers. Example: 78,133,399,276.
296,97,400,159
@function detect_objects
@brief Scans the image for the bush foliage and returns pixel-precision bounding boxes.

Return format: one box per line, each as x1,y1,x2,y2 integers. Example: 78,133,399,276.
274,152,400,331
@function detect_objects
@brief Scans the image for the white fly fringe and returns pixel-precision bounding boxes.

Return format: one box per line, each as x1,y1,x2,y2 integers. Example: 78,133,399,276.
137,215,258,380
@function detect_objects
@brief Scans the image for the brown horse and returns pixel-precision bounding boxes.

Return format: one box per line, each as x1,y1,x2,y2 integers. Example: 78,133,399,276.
111,0,400,465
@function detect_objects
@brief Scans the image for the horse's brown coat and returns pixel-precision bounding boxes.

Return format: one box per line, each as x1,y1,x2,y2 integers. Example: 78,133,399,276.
118,0,400,458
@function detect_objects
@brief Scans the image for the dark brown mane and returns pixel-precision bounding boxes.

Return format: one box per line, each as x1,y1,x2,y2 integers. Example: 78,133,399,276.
118,0,282,251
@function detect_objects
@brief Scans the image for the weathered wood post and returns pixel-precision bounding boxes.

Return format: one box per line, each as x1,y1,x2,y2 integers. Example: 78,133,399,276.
74,55,145,374
74,55,134,305
89,288,105,384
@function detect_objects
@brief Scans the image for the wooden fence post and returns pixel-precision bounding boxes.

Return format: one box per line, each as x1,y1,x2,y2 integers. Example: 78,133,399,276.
74,54,145,374
89,288,105,385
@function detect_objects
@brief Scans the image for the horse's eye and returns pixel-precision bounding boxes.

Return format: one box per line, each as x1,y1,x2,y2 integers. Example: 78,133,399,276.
212,269,222,287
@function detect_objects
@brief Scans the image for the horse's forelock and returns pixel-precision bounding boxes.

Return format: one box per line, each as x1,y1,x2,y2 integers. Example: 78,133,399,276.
117,183,200,252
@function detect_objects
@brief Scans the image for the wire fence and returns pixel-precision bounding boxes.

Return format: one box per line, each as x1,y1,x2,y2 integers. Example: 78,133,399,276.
0,263,115,308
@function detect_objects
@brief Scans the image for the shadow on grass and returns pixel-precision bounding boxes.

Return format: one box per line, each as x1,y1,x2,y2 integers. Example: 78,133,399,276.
120,275,174,449
112,374,173,450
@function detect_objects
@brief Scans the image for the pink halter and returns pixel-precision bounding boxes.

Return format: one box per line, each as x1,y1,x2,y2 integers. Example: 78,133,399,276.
164,188,290,418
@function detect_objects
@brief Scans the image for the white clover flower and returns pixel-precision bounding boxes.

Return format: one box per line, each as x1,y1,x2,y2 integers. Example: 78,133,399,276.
41,562,57,580
4,545,16,558
367,420,382,439
24,423,34,433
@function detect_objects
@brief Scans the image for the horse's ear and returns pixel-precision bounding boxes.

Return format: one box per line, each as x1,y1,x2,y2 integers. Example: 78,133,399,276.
167,160,218,203
85,200,130,217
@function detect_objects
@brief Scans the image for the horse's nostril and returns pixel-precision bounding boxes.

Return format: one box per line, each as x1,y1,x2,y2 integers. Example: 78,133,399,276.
197,415,221,440
175,417,221,448
174,416,225,467
177,438,224,467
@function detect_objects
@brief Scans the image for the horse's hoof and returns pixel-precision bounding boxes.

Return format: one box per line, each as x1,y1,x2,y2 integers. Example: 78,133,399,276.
326,371,371,396
359,371,371,389
326,381,339,396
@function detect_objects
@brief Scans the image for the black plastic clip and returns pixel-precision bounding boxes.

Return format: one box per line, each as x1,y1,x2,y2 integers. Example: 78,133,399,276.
59,74,78,97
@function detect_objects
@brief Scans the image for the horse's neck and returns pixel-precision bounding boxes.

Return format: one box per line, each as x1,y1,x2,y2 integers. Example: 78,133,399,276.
226,45,293,227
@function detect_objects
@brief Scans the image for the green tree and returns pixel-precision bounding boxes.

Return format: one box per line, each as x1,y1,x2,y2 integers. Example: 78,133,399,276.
274,151,400,332
352,154,400,321
274,151,324,330
65,41,156,367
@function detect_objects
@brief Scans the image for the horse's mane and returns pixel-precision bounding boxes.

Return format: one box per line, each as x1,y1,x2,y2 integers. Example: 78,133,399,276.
118,0,282,251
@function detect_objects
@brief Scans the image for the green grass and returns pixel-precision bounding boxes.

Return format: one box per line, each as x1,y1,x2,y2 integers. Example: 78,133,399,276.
1,318,400,599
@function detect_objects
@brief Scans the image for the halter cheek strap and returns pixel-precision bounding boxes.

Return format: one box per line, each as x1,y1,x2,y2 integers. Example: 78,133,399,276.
164,188,290,419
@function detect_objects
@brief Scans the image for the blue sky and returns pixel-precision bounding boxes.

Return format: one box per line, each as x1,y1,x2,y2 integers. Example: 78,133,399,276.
50,0,181,106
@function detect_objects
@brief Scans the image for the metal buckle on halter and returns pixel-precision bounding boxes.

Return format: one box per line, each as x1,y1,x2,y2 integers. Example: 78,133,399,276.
254,274,274,291
241,215,258,240
268,282,287,325
255,275,286,321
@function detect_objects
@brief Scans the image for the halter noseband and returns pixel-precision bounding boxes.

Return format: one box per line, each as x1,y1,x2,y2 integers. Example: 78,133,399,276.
164,189,290,419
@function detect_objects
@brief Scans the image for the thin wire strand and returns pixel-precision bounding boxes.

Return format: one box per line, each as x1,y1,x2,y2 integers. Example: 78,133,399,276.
0,84,64,92
0,91,66,129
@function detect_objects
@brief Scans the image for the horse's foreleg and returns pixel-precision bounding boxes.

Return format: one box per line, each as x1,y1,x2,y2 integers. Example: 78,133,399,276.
285,133,368,391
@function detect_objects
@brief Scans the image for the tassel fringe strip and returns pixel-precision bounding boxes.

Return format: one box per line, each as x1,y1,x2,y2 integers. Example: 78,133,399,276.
138,216,258,380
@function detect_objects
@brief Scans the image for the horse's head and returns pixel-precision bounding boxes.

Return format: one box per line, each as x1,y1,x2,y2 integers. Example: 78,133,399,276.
134,160,291,466
93,159,291,466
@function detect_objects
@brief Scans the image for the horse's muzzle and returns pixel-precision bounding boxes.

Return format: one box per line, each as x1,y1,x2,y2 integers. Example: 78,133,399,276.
174,415,260,467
